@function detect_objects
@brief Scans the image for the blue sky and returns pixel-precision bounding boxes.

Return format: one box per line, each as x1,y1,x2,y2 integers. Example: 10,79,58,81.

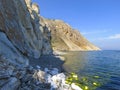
32,0,120,50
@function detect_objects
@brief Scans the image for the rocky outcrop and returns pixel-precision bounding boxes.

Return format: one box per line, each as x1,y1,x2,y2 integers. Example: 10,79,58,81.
0,0,52,66
42,18,100,51
0,55,82,90
0,0,52,89
0,55,50,90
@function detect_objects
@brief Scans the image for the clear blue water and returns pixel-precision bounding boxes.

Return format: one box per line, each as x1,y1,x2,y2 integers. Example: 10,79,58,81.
63,50,120,90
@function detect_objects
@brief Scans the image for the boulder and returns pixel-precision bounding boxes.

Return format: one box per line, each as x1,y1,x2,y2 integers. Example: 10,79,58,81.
71,83,83,90
50,68,59,75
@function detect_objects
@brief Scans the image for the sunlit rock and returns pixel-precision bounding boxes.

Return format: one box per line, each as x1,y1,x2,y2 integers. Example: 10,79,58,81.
41,18,101,51
71,83,83,90
33,70,45,82
32,3,40,14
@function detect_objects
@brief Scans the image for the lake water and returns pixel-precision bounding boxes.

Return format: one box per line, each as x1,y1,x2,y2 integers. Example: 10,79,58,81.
63,51,120,90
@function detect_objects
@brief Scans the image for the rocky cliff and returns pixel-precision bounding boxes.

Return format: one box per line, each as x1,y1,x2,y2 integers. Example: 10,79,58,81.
0,0,52,66
0,0,52,89
41,18,100,51
0,0,100,66
0,0,100,89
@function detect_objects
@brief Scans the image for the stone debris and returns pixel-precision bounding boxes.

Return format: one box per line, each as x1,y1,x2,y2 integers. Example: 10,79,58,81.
44,68,50,73
31,67,83,90
36,65,41,69
1,77,20,90
0,58,83,90
50,68,59,75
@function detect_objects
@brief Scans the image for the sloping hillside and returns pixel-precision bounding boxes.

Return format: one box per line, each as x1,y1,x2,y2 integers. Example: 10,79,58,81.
41,18,100,51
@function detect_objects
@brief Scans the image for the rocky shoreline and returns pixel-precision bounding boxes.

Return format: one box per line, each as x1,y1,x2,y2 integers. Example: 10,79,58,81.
0,0,100,89
0,53,83,90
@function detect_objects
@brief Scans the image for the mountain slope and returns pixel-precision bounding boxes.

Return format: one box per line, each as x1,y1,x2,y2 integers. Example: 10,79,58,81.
41,18,100,51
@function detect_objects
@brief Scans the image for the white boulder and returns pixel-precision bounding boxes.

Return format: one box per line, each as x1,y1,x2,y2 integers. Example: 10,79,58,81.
71,83,83,90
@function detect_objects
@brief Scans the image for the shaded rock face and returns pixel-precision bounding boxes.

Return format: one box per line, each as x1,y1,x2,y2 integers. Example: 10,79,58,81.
0,0,52,66
0,56,51,90
42,18,100,51
0,56,20,90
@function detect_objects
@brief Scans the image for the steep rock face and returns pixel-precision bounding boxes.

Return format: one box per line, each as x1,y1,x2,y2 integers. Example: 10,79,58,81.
0,0,52,66
42,18,100,51
0,0,52,89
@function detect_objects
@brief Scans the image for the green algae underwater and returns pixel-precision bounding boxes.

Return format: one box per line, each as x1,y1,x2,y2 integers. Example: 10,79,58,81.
63,51,120,90
65,72,102,90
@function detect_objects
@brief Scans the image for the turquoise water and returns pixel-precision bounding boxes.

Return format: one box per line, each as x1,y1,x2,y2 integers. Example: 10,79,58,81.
63,51,120,90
